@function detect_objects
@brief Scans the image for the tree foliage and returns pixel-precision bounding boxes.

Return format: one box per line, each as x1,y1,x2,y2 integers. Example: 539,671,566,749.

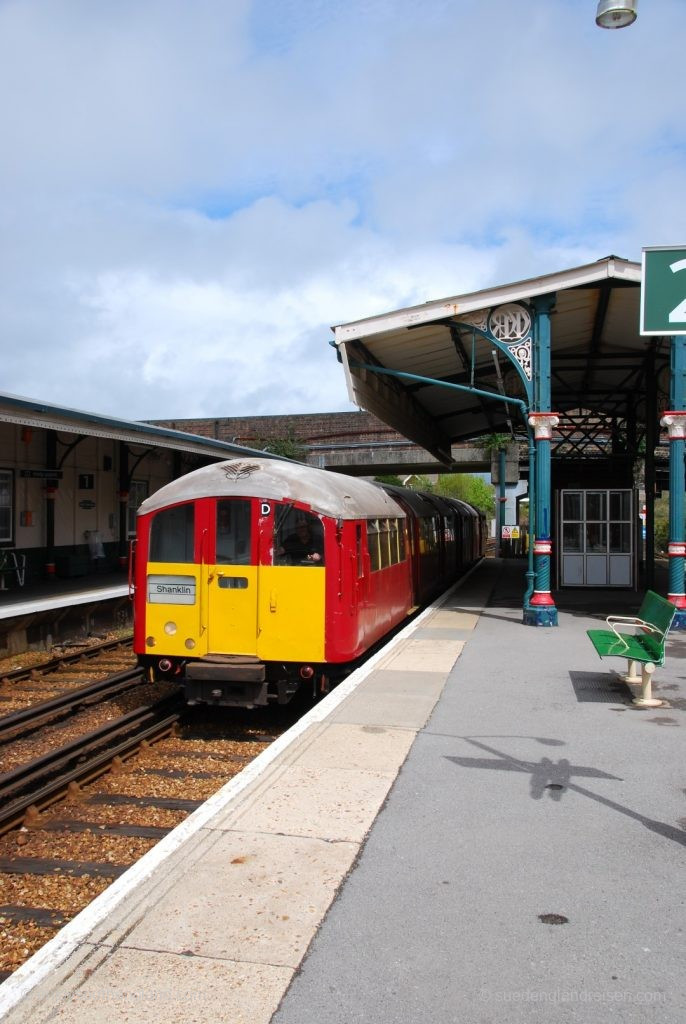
406,473,496,518
252,435,307,462
434,474,496,517
475,433,512,454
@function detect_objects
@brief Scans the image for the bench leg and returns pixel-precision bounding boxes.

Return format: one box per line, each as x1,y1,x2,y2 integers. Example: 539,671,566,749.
631,662,663,708
624,659,642,684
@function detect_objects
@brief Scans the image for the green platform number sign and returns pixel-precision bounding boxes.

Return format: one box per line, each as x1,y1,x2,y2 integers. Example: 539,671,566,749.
641,246,686,335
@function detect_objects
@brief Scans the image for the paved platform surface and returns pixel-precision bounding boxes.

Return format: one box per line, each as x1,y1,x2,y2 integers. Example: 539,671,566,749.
0,572,128,620
1,559,684,1023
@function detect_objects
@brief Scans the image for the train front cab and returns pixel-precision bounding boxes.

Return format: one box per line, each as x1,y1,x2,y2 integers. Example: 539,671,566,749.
135,496,329,706
134,492,414,708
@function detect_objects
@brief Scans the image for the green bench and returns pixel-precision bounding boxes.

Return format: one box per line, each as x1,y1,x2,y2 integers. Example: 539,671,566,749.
587,590,676,708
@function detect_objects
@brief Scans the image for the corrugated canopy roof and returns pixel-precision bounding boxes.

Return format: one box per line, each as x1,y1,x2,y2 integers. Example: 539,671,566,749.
333,256,667,465
0,391,269,461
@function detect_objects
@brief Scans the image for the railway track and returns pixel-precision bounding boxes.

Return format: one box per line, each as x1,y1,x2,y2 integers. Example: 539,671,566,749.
0,636,136,720
0,690,182,834
0,667,147,743
0,680,295,980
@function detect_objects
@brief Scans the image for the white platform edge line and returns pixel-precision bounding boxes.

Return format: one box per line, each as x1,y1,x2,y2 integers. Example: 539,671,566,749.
0,587,129,620
0,559,485,1018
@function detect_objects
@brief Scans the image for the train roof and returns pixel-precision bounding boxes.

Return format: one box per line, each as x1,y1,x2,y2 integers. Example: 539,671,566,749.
138,458,406,521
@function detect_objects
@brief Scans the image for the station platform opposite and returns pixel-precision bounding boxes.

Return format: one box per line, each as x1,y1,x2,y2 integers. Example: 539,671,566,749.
0,559,684,1024
0,571,130,654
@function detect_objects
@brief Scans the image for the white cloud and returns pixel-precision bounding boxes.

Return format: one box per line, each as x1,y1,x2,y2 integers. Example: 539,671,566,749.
0,0,685,421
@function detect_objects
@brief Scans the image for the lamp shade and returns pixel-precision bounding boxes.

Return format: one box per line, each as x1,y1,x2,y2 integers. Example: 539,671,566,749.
595,0,638,28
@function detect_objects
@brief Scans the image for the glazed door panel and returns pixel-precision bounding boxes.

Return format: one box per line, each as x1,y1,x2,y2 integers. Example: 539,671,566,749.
559,489,634,587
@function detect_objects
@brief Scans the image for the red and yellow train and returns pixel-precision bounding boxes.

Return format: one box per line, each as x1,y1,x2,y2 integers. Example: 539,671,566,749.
132,457,485,707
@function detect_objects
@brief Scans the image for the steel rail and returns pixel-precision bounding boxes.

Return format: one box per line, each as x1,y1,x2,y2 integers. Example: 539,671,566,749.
0,668,144,741
0,636,134,684
0,698,181,835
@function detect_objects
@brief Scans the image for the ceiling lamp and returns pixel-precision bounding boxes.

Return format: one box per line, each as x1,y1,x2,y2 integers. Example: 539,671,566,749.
595,0,638,29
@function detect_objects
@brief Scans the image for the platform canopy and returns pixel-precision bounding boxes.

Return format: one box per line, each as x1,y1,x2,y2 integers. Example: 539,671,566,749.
333,256,666,465
0,391,268,461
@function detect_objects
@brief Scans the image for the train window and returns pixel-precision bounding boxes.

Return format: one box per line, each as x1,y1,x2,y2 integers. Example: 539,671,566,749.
150,504,194,563
419,516,439,554
378,518,391,569
216,500,252,565
218,576,248,589
367,519,380,572
389,519,399,564
274,508,325,566
398,519,406,562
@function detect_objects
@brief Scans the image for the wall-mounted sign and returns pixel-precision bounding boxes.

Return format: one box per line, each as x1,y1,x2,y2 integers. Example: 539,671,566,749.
501,525,520,540
641,246,686,335
19,470,63,479
79,500,96,510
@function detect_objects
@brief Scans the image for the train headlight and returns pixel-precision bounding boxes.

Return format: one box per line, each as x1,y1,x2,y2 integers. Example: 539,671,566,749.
146,636,156,648
164,621,177,635
185,638,196,650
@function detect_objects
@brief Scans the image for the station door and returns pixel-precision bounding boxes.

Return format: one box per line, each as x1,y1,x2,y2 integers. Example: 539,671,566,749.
559,489,635,587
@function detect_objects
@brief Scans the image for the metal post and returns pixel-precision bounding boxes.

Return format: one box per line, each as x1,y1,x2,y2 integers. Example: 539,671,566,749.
118,442,130,570
524,294,558,626
496,447,506,557
45,430,57,580
661,335,686,628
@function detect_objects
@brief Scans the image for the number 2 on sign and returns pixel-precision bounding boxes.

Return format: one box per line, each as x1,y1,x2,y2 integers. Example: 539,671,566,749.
670,258,686,324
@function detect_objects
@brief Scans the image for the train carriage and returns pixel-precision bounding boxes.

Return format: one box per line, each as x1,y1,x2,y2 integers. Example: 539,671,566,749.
133,457,484,709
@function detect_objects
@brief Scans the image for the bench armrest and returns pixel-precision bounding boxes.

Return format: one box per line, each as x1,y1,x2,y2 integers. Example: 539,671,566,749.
604,615,662,653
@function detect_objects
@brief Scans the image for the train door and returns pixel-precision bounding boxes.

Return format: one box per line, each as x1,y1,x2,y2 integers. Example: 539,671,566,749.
256,503,326,662
205,498,259,654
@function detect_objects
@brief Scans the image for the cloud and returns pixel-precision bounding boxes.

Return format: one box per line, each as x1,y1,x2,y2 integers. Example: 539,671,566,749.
0,0,685,421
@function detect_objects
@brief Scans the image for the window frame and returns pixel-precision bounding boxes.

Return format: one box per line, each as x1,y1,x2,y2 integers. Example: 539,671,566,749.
149,502,196,564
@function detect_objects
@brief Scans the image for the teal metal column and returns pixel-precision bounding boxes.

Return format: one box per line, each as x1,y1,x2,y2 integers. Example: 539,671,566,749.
661,334,686,628
496,447,506,556
524,294,558,626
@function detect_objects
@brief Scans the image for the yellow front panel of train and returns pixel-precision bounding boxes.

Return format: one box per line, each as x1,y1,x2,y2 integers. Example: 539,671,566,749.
257,566,325,662
145,563,208,657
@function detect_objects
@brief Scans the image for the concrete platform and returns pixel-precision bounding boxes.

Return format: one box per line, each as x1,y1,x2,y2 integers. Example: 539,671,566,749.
0,572,130,654
0,572,128,620
1,559,684,1023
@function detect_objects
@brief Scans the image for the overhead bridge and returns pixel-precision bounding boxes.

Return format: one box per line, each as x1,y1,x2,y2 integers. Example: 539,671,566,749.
302,442,492,477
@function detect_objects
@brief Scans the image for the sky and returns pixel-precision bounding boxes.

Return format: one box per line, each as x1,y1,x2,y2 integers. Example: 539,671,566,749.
1,0,685,422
